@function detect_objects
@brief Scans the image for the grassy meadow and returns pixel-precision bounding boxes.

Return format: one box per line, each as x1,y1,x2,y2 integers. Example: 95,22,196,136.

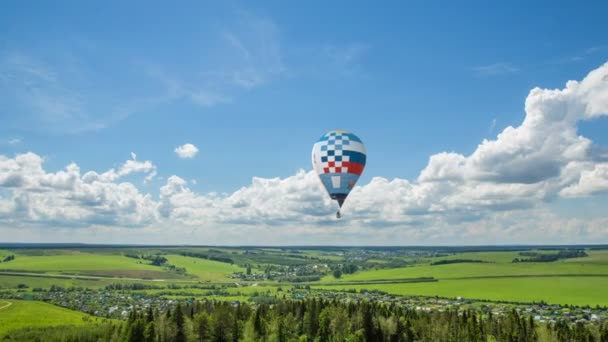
0,253,160,272
315,276,608,306
325,250,608,282
164,254,245,280
0,300,106,336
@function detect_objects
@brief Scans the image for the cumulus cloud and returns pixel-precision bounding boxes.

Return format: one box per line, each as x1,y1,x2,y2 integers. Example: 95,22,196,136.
174,143,199,159
560,163,608,197
1,62,608,244
421,62,608,190
0,152,158,227
81,153,156,183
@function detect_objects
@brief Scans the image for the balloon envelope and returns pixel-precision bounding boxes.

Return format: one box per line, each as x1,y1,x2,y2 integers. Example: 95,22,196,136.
311,130,366,208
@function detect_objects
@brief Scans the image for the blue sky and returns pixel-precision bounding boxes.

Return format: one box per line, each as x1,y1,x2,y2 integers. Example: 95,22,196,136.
1,1,608,244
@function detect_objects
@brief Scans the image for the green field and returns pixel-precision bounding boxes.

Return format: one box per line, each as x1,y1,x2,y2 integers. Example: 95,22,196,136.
429,251,530,263
0,253,186,279
326,250,608,282
324,262,608,282
310,250,608,306
0,250,13,259
0,274,170,290
0,300,106,336
0,253,158,272
315,276,608,306
565,250,608,264
164,255,244,280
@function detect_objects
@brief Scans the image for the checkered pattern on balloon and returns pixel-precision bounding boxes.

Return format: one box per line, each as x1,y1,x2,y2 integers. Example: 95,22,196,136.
311,130,366,207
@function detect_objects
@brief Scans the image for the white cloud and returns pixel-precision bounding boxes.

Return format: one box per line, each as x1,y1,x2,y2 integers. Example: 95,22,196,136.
81,153,156,183
174,143,199,159
8,138,21,145
421,62,608,189
1,62,608,244
0,152,158,227
560,163,608,197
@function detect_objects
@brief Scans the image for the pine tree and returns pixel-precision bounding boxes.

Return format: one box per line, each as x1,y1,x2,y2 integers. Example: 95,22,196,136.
362,303,375,342
195,312,210,342
127,318,145,342
144,321,156,342
174,303,186,342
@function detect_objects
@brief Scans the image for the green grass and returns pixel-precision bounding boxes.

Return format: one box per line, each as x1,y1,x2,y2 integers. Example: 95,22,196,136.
0,274,174,290
299,250,344,261
0,274,99,289
0,250,14,259
323,259,608,282
0,254,160,272
429,251,526,263
0,253,187,279
565,250,608,264
314,276,608,306
427,249,596,264
164,255,245,281
0,300,105,335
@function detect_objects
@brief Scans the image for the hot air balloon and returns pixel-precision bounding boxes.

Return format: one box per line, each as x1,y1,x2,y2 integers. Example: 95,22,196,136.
311,130,366,218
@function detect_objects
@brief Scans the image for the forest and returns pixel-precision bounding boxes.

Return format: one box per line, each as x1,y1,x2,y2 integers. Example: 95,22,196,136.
2,298,607,342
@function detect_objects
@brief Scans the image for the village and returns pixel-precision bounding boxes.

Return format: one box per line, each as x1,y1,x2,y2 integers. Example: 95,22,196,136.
2,285,606,325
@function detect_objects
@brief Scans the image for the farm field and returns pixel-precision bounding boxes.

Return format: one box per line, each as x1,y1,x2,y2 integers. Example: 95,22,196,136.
0,254,160,272
315,276,608,306
0,299,106,336
324,250,608,282
164,254,245,280
0,273,178,290
309,249,608,306
564,250,608,264
0,253,191,279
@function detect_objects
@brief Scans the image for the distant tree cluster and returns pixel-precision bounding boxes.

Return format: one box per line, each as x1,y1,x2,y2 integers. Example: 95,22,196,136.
513,250,588,263
430,259,485,266
279,275,321,283
179,252,234,265
143,255,169,266
1,255,15,262
105,283,164,291
332,263,359,278
124,253,169,266
3,298,607,341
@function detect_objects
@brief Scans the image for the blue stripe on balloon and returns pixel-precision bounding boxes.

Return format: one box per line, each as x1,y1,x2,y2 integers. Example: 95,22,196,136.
343,150,366,165
343,133,362,142
318,173,361,196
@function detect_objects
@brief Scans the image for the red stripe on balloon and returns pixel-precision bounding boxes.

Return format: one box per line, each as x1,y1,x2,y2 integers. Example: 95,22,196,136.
344,162,364,175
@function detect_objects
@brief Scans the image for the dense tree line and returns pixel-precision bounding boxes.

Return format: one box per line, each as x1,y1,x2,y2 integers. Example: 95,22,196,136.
513,250,588,263
106,283,164,291
179,252,234,265
430,259,485,266
278,275,322,283
3,299,607,341
124,254,169,266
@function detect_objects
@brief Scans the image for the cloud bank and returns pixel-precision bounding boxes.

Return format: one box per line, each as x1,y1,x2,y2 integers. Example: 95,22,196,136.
1,62,608,244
